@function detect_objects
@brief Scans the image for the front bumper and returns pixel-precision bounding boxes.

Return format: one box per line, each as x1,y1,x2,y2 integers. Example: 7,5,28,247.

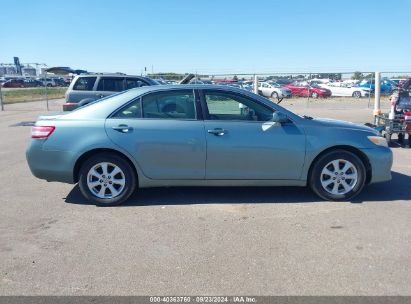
361,146,393,184
280,91,292,98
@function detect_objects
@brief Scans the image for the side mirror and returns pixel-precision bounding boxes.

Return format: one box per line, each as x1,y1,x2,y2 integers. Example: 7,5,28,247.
272,112,289,124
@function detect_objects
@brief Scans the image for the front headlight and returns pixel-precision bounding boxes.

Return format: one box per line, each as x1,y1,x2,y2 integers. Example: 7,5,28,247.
367,136,388,147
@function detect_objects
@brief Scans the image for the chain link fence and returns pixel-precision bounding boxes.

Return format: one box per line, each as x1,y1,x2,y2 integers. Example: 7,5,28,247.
1,71,410,112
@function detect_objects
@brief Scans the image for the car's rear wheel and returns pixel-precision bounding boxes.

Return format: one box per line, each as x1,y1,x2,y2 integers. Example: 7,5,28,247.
79,153,136,206
309,150,366,201
352,91,361,98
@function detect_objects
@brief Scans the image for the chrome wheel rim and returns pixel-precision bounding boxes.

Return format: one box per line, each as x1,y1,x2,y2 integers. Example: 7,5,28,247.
87,162,125,199
320,159,358,195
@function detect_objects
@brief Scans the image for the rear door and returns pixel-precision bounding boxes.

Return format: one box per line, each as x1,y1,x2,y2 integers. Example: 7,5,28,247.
201,90,306,180
94,77,125,99
105,89,206,180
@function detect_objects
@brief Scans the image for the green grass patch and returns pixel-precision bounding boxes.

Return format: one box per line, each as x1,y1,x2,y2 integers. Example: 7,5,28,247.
1,87,67,104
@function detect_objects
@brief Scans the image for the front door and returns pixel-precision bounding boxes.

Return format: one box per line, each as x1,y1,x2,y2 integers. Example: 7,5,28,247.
202,90,306,180
105,89,206,180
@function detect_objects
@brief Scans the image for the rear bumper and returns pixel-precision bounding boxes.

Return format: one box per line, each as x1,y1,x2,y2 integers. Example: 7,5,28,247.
361,147,393,184
26,140,76,183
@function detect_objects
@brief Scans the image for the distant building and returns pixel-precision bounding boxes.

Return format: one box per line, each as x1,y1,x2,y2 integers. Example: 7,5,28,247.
22,66,37,76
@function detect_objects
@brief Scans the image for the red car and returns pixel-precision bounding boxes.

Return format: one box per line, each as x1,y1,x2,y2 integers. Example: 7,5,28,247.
2,79,25,88
284,81,331,98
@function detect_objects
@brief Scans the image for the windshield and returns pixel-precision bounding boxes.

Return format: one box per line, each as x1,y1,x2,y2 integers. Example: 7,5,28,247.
269,82,281,87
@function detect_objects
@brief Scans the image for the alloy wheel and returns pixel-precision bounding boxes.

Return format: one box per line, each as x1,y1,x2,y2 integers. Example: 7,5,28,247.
86,162,126,199
320,159,358,195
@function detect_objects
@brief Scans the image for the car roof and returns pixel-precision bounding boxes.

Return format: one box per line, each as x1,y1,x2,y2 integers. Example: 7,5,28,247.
77,74,150,78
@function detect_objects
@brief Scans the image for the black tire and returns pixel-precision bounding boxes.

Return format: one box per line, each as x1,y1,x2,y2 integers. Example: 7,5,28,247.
311,91,319,98
78,152,137,206
398,133,404,144
352,91,361,98
309,150,366,201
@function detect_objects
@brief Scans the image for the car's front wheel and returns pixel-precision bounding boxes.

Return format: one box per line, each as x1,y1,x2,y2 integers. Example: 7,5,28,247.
309,150,366,201
271,91,278,99
79,153,137,206
311,91,319,98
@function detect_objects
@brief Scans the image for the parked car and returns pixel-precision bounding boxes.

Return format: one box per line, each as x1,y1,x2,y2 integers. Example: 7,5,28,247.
355,79,396,95
52,78,68,87
273,79,294,86
319,82,371,98
63,74,159,111
23,79,43,87
2,79,25,88
284,81,332,98
26,84,392,206
215,81,253,92
39,78,57,87
259,81,292,99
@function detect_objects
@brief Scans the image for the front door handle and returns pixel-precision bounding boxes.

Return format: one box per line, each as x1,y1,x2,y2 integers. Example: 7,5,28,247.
112,124,133,133
207,128,227,136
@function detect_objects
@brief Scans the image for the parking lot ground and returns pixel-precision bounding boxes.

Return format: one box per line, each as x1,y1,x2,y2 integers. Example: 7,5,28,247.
0,98,410,295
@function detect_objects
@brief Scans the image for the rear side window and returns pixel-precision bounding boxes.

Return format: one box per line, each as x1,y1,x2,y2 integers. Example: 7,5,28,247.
126,78,149,89
112,98,142,119
142,90,196,120
73,77,97,91
97,77,125,92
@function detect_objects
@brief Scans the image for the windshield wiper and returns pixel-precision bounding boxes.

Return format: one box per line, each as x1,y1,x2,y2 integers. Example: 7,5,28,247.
303,115,313,120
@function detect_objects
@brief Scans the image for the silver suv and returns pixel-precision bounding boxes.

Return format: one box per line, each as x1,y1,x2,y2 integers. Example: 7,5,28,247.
63,74,159,111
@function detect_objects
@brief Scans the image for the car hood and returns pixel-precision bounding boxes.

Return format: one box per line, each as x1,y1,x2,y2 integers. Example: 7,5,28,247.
312,117,378,134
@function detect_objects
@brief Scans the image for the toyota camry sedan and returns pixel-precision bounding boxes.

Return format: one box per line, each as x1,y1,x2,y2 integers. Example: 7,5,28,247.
26,85,392,206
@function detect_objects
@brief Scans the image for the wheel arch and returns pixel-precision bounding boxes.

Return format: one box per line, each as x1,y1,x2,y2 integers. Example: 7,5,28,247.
307,145,372,185
73,148,138,184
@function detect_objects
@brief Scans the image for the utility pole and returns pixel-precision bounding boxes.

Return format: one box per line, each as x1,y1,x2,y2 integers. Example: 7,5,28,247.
253,75,258,94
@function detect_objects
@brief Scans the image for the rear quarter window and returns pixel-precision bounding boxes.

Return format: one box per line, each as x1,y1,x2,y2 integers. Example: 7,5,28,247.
73,77,97,91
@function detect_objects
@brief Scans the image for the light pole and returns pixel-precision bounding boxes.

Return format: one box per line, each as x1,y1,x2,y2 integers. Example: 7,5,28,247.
0,84,4,111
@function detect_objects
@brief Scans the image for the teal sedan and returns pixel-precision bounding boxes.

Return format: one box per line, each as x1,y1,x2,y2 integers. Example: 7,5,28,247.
26,85,392,206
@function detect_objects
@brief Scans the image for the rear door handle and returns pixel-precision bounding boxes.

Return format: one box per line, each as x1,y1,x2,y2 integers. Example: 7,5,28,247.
207,128,227,136
112,124,133,133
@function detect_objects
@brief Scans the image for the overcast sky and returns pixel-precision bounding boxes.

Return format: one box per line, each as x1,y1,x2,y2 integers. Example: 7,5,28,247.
1,0,411,75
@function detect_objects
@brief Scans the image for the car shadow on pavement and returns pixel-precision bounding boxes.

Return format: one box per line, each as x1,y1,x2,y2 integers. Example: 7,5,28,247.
64,171,411,207
352,171,411,203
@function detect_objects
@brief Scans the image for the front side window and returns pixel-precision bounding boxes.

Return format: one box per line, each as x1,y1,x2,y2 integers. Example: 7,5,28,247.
126,78,149,89
73,77,97,91
97,77,125,92
142,90,196,120
204,91,274,122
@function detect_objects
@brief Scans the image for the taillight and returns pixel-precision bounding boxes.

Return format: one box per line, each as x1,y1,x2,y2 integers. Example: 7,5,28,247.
31,126,55,139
